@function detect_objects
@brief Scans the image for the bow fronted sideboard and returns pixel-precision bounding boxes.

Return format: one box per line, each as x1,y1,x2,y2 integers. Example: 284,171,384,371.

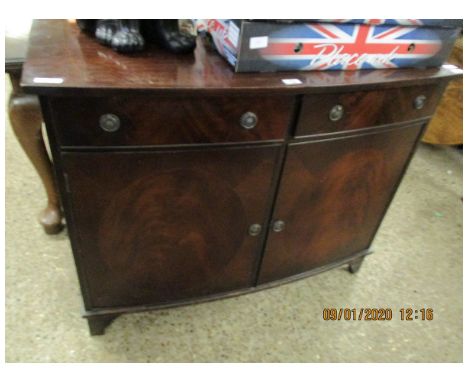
21,20,461,335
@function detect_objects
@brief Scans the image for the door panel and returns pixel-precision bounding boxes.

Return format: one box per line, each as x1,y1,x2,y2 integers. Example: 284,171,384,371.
62,145,280,308
258,124,424,284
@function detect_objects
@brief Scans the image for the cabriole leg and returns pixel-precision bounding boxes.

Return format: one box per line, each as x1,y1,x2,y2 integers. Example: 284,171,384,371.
8,72,63,234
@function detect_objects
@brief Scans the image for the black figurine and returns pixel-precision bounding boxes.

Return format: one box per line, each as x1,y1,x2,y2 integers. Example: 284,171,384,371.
76,19,197,54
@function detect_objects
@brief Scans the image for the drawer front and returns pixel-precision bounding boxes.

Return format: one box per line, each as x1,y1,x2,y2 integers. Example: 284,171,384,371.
296,83,444,137
48,95,294,146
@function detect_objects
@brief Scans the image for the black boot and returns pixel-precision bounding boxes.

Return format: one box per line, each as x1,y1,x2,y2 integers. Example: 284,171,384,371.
76,19,97,35
111,20,145,53
94,19,119,47
143,19,196,54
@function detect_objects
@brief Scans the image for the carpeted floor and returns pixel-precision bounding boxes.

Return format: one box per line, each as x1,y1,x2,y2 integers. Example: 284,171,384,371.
5,79,463,362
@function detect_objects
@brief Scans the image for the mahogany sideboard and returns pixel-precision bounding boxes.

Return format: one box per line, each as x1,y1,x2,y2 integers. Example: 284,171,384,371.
21,20,461,335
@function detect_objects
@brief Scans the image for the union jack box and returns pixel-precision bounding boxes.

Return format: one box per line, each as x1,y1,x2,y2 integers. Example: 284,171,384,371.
204,19,461,72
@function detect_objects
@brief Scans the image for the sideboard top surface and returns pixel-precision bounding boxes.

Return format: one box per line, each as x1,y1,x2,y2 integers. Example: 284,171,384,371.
21,19,461,96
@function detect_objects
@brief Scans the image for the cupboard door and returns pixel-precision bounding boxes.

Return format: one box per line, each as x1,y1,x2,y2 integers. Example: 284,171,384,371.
62,145,280,308
258,124,424,284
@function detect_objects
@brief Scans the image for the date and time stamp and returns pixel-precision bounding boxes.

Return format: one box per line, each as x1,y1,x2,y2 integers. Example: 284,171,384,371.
323,308,434,321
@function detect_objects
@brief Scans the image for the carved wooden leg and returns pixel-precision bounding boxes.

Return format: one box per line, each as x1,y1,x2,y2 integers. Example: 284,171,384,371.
8,72,63,234
86,314,120,336
348,256,365,274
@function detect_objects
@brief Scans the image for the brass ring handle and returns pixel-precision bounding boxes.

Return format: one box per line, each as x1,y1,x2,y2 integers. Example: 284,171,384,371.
249,224,262,236
272,220,285,233
99,113,121,132
413,95,427,110
329,104,344,122
240,112,258,129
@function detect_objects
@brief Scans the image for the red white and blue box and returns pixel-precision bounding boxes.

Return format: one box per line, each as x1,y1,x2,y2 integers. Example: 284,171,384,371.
204,19,461,72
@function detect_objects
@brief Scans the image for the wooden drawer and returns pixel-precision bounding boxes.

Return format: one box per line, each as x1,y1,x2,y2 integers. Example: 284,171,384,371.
295,83,444,137
48,95,295,146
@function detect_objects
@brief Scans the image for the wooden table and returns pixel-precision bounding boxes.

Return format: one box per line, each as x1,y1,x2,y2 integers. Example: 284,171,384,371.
6,20,63,234
22,19,461,335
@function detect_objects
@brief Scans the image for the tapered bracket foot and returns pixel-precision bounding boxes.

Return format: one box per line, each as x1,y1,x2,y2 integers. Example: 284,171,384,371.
348,256,365,274
86,314,120,336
